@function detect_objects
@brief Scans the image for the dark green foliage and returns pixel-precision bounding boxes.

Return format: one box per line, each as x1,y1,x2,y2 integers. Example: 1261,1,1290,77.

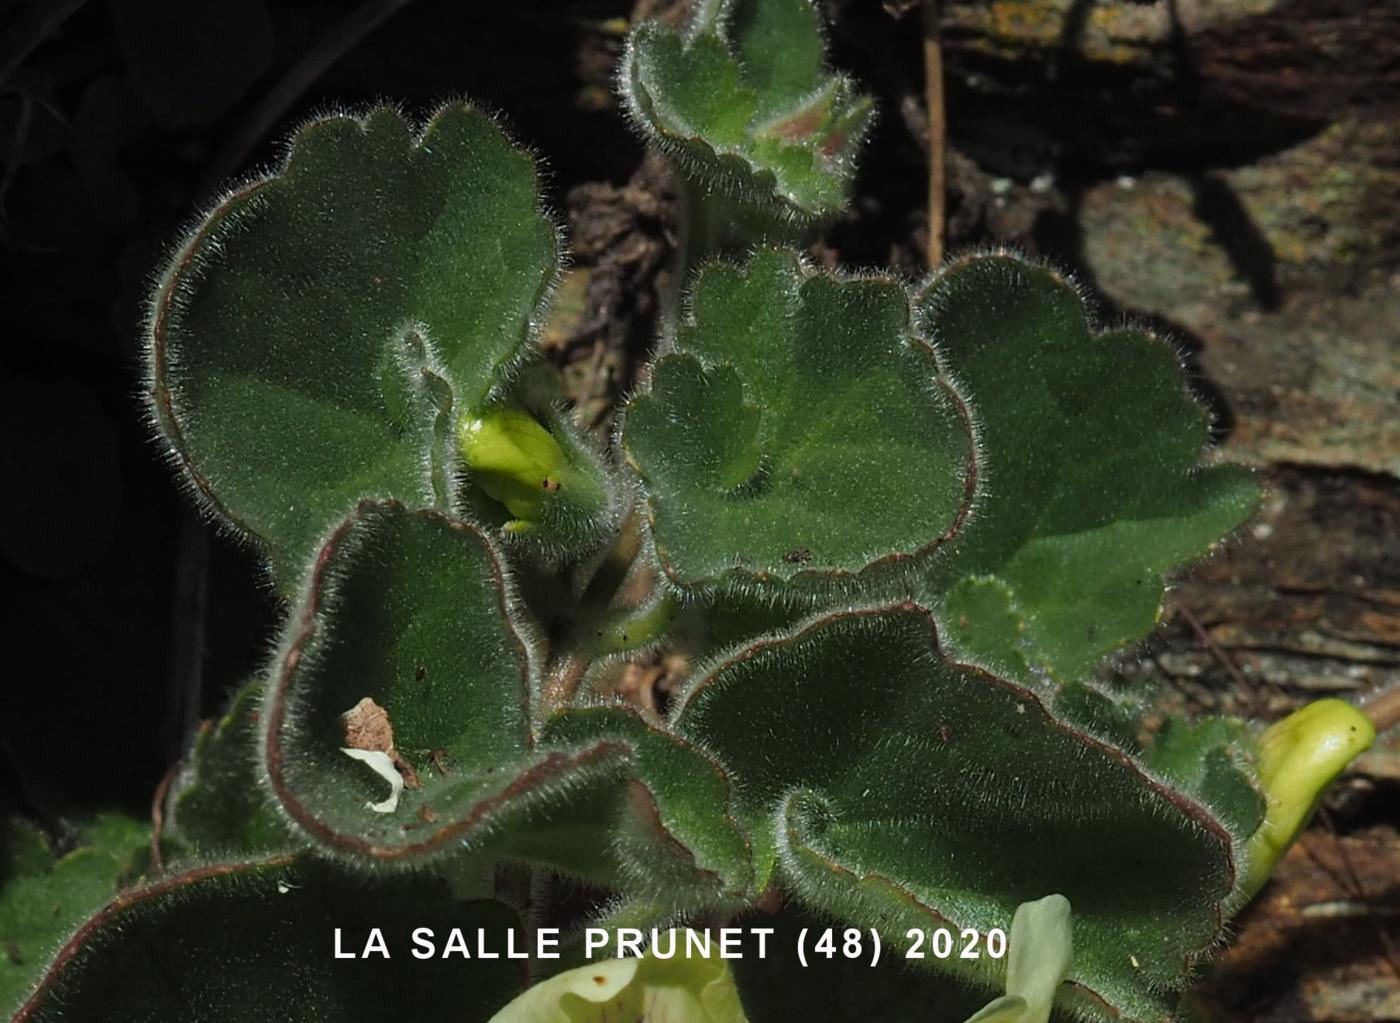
915,255,1259,678
542,706,753,910
623,248,974,594
261,500,625,863
25,5,1294,1020
1,816,149,1016
1051,680,1145,753
622,0,873,221
162,681,295,862
147,103,562,590
9,859,525,1022
673,604,1239,1020
731,905,995,1022
1145,717,1267,848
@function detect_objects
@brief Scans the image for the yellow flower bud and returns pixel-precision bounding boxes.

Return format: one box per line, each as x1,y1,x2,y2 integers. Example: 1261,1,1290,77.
1244,698,1375,895
458,407,566,525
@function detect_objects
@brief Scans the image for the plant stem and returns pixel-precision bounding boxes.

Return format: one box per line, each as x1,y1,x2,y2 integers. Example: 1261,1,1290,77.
574,505,643,599
538,512,677,711
922,0,946,267
582,592,682,657
660,177,720,346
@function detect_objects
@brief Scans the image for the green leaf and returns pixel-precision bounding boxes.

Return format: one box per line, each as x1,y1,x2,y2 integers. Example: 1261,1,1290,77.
262,500,627,865
916,254,1260,678
941,577,1032,681
164,680,297,862
673,604,1238,1022
1050,681,1144,755
542,706,752,909
622,0,874,220
731,905,996,1023
1145,717,1265,848
623,248,975,595
11,858,525,1022
725,0,824,119
1,816,149,1017
148,103,561,590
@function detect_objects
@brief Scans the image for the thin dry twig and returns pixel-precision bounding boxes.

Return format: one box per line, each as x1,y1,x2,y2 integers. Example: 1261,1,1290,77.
1361,684,1400,733
1175,601,1270,715
1314,807,1400,983
147,761,180,875
922,0,945,267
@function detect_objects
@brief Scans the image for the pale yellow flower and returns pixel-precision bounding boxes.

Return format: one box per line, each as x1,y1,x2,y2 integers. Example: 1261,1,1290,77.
1245,698,1375,895
962,895,1073,1023
487,930,748,1023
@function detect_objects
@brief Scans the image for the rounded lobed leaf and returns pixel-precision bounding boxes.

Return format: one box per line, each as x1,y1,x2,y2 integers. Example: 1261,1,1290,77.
941,576,1033,682
1,817,149,1017
622,248,977,595
162,680,297,863
12,858,525,1022
542,706,753,909
262,500,625,864
1144,717,1265,854
148,102,561,590
916,253,1260,679
730,904,997,1023
672,603,1240,1022
621,0,874,221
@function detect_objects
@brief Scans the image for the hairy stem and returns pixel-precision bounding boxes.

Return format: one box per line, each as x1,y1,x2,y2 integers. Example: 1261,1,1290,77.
581,592,682,657
660,177,723,346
